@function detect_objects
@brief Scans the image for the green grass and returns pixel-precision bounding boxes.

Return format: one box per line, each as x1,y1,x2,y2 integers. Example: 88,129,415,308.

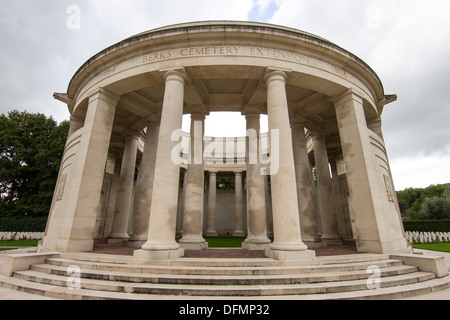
204,237,247,248
413,242,450,253
0,239,39,248
176,237,274,248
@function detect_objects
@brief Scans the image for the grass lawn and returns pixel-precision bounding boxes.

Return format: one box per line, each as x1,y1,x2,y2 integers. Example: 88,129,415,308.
0,239,39,249
176,237,272,248
413,242,450,253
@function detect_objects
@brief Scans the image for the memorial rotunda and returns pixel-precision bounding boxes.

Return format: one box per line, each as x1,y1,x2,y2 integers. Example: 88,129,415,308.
39,21,410,262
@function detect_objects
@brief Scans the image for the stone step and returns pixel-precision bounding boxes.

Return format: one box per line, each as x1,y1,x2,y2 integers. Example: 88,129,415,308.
46,257,405,276
1,272,449,300
12,269,436,296
30,263,419,286
59,252,391,267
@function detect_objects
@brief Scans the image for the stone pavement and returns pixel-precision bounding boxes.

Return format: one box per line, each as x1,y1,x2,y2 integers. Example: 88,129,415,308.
0,246,448,300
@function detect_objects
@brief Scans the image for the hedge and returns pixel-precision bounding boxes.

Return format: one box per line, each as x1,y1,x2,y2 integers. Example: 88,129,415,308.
0,217,48,232
403,220,450,232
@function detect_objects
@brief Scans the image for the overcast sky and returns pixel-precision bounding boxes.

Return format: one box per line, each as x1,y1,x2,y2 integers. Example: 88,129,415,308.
1,0,449,190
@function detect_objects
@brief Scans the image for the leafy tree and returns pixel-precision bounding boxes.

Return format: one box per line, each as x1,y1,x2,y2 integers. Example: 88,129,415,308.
0,110,69,217
418,196,450,220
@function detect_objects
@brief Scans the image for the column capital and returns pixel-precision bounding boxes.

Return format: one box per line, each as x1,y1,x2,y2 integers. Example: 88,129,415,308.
264,67,291,85
209,170,218,175
142,112,161,126
187,104,209,119
233,170,243,175
290,113,307,127
242,104,265,117
161,67,189,85
310,129,327,142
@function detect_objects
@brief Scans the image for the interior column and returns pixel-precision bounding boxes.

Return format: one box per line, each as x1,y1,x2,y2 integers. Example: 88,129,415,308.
206,171,218,236
128,121,160,247
179,111,208,250
242,108,270,250
290,115,321,246
233,171,245,237
311,131,342,245
108,131,139,243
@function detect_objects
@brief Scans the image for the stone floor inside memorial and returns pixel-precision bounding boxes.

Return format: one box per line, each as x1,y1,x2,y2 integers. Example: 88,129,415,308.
90,241,361,258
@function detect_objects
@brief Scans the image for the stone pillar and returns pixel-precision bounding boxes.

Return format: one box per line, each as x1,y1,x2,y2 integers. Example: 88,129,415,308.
179,111,208,250
333,90,409,254
40,88,119,253
134,68,187,261
290,115,321,246
233,171,245,237
109,132,139,243
264,69,315,260
128,122,160,247
206,171,218,236
242,108,270,250
311,131,342,245
330,158,349,240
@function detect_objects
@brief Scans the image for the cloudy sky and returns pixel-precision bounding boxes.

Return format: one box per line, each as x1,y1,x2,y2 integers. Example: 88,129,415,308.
1,0,449,191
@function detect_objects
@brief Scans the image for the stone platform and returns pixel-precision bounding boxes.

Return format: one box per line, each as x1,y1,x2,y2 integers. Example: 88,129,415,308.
90,243,361,258
1,244,449,300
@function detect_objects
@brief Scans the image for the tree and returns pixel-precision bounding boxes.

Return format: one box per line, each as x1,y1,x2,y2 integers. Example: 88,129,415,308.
0,110,69,217
418,196,450,220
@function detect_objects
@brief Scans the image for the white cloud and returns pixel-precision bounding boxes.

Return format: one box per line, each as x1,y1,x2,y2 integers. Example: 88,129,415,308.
1,0,449,189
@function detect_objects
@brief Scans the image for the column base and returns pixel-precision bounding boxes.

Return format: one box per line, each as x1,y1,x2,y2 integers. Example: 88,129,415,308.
133,248,184,262
303,240,324,249
321,235,343,247
126,240,146,248
265,248,316,261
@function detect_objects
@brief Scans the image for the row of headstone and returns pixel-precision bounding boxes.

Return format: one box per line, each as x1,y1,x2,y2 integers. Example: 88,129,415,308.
405,231,450,244
0,232,45,241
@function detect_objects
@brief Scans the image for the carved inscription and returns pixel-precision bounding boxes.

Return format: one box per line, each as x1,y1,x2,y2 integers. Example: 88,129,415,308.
383,174,395,203
141,46,311,66
55,173,67,201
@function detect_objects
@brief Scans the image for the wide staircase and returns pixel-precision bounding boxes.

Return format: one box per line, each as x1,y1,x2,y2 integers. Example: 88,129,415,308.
1,250,449,300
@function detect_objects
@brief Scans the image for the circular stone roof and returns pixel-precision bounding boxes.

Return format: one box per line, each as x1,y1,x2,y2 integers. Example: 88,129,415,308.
69,20,383,94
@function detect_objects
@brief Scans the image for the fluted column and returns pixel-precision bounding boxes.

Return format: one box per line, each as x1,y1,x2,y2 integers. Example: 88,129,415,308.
242,109,270,250
264,68,315,260
311,131,342,245
134,68,187,261
206,171,218,236
233,171,245,237
291,115,321,245
128,121,160,247
179,111,208,250
109,132,139,242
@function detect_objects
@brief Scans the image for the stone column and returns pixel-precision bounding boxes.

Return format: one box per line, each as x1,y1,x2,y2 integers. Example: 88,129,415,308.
242,108,270,250
128,121,160,247
311,131,341,245
264,69,315,260
109,132,139,242
290,115,321,246
40,88,119,253
206,171,218,236
179,111,208,250
333,90,409,254
233,171,245,237
134,68,187,261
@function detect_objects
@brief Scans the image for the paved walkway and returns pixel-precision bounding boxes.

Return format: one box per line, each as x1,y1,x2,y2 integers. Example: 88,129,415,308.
0,247,449,300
